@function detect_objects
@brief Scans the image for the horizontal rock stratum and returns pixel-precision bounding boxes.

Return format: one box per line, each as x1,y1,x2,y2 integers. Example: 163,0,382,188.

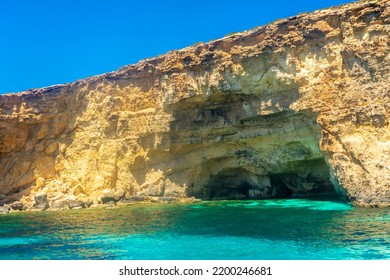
0,0,389,210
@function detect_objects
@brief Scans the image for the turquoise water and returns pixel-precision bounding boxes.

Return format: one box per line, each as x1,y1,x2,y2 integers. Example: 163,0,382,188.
0,198,389,259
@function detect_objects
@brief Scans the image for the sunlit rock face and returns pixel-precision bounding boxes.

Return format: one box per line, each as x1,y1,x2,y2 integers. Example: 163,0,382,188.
0,0,389,209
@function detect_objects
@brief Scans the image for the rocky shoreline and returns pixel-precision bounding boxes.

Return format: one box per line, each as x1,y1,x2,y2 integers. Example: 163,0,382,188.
0,191,201,214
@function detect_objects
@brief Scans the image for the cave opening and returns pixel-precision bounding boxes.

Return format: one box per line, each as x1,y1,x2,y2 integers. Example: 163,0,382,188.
201,159,340,200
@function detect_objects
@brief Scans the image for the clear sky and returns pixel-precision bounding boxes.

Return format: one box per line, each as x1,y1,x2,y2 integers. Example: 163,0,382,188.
0,0,353,94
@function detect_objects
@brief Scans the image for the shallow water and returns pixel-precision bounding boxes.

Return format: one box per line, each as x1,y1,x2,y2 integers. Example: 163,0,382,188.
0,198,389,259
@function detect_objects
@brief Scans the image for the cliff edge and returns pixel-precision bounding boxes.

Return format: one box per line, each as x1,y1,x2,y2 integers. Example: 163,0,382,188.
1,0,389,211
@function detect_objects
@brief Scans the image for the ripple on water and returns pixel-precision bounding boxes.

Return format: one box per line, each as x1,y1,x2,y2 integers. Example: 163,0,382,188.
0,198,388,260
209,198,353,211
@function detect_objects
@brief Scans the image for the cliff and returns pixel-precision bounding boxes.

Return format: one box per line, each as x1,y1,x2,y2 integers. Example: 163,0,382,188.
0,0,389,211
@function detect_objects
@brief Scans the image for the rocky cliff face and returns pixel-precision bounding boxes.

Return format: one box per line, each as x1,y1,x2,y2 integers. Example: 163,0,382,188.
0,0,389,211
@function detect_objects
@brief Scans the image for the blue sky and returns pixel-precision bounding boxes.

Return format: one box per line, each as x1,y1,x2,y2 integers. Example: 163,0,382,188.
0,0,353,94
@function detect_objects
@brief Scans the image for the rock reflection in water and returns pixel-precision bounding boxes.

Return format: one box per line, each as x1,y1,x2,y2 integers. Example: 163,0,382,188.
0,199,389,260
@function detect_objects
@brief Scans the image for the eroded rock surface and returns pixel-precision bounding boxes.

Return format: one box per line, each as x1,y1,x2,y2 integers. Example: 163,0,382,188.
0,0,389,208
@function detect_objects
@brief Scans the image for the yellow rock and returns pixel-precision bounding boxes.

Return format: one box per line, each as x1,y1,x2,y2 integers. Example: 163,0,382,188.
0,0,389,208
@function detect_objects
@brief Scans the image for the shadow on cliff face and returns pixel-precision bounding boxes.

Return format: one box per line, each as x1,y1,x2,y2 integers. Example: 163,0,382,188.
0,81,342,207
146,90,342,201
199,159,336,200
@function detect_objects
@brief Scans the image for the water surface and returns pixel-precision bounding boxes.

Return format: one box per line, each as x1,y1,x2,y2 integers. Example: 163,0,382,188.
0,198,389,259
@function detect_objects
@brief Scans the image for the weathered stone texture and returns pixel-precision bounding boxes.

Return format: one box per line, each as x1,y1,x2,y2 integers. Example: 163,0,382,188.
0,0,389,208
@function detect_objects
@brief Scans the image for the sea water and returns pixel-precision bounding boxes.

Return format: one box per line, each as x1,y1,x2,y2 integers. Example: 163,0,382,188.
0,198,389,260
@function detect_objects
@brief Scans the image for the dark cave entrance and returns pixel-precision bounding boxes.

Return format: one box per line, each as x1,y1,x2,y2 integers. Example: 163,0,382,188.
201,158,340,200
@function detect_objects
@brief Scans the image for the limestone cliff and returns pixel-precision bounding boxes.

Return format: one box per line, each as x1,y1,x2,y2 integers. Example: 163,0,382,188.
0,0,389,211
